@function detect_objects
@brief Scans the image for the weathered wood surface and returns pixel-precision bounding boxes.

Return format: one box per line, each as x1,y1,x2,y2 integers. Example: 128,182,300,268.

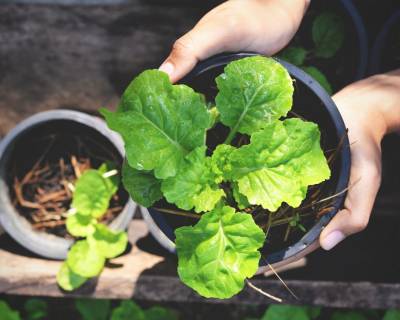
1,219,400,309
0,3,212,137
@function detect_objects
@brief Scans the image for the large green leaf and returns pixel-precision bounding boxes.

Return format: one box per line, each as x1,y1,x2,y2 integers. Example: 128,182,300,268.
0,301,21,320
278,46,308,66
312,12,345,58
161,147,225,213
75,299,111,320
229,119,330,211
110,301,145,320
87,224,128,259
175,205,265,299
215,56,293,138
66,213,96,237
56,262,88,291
122,163,162,207
302,66,332,94
72,170,113,218
101,70,211,179
67,240,105,278
262,305,321,320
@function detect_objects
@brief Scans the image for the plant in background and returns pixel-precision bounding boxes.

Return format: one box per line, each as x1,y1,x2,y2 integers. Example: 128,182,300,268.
102,55,331,299
56,163,128,291
278,12,345,94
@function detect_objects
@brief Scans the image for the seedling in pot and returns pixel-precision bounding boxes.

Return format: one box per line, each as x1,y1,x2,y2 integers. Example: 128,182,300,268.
278,12,345,94
57,162,128,291
102,55,332,299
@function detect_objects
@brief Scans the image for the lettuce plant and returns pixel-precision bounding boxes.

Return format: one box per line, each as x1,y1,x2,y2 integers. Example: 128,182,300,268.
57,163,128,291
279,12,345,94
101,55,331,299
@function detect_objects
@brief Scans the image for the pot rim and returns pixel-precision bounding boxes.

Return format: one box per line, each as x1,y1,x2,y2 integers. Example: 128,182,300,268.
0,109,136,260
141,52,351,267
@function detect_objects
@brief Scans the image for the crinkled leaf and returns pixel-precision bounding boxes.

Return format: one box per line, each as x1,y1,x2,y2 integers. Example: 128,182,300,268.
98,162,120,195
122,163,162,207
229,119,330,211
67,240,105,277
312,12,345,58
72,170,113,218
101,70,211,179
111,301,145,320
210,144,236,183
383,310,400,320
161,147,225,213
75,298,110,320
175,205,265,298
0,301,20,320
144,307,178,320
302,66,332,94
215,56,293,136
24,299,48,320
57,262,88,291
278,46,308,66
87,224,128,259
262,305,321,320
66,213,96,237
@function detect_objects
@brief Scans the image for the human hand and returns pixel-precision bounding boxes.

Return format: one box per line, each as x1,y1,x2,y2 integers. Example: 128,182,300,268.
159,0,310,83
319,70,400,250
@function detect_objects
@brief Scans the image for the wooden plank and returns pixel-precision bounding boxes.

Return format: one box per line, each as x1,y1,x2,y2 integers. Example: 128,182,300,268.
1,219,400,308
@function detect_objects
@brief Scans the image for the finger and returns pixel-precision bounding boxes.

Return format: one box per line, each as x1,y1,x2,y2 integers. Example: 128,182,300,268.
319,144,381,250
159,21,236,83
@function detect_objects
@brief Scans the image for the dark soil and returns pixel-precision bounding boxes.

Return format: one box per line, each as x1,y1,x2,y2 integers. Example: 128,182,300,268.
380,18,400,72
6,119,129,238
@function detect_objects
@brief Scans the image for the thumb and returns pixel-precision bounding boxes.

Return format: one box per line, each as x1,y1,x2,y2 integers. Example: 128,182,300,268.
159,22,233,83
319,144,381,250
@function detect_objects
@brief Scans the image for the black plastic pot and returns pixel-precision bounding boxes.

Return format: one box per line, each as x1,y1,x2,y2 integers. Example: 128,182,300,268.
369,10,400,75
140,52,351,270
0,110,137,260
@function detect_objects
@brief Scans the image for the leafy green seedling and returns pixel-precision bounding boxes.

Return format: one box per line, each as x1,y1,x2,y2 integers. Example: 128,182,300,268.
57,163,128,291
103,55,330,299
75,298,111,320
278,12,345,94
23,299,48,320
110,300,178,320
262,304,321,320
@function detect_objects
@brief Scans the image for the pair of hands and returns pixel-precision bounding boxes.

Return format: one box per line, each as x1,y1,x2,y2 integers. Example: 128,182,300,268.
159,0,400,251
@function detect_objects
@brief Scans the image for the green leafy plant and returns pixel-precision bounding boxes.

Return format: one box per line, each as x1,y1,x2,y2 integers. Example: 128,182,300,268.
102,55,331,299
278,12,345,94
24,299,48,320
57,163,128,291
261,304,321,320
110,300,178,320
75,298,111,320
0,301,21,320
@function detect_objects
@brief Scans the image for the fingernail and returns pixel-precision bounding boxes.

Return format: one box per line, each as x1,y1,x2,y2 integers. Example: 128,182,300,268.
159,62,174,77
321,230,345,250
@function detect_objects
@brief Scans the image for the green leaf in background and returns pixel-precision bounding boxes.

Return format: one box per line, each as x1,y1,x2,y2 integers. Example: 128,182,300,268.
161,146,225,213
66,213,96,237
87,224,128,259
215,56,294,139
72,170,113,218
144,306,178,320
57,262,88,291
122,163,162,208
111,300,145,320
24,299,47,320
383,310,400,320
312,12,345,58
175,205,264,299
229,119,330,211
278,46,308,66
262,304,321,320
98,162,120,195
330,311,368,320
67,240,105,278
302,66,333,94
232,182,250,209
75,298,111,320
0,301,21,320
101,70,211,179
